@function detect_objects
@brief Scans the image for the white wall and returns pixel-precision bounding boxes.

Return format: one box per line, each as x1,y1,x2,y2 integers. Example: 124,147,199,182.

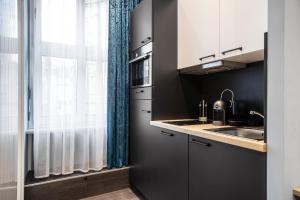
268,0,300,199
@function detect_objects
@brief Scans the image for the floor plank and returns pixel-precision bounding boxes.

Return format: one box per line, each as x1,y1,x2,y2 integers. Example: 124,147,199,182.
81,188,140,200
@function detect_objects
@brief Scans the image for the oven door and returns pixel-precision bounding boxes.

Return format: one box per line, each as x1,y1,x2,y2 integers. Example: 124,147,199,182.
129,52,152,88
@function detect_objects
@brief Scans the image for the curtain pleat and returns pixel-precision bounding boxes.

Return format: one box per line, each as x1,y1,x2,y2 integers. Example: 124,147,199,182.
107,0,141,168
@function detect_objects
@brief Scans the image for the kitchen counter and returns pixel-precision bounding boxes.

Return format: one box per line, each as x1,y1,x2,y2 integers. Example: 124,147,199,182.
150,120,267,153
294,187,300,197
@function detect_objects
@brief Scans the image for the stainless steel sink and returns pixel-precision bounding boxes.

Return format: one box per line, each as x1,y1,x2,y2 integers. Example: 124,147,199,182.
204,127,264,141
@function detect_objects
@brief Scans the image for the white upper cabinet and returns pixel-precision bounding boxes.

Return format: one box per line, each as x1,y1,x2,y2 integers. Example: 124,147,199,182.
220,0,268,62
178,0,219,69
178,0,268,69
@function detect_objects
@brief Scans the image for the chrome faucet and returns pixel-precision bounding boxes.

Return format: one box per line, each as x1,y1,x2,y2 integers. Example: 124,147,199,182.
249,110,264,119
220,89,235,115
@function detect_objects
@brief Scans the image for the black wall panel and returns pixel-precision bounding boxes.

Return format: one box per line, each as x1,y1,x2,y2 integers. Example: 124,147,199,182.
180,62,265,123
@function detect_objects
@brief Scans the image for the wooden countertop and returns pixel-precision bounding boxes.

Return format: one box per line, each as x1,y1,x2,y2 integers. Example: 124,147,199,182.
293,187,300,197
150,120,267,153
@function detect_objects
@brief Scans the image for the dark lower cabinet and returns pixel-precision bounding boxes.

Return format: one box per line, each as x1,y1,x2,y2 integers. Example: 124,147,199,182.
130,100,266,200
129,99,153,200
189,136,266,200
150,127,188,200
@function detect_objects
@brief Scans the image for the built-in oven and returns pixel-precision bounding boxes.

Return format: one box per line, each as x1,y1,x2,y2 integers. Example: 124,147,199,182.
129,42,152,88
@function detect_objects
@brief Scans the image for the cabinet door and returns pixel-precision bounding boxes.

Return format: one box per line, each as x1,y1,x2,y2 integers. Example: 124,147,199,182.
151,128,188,200
189,136,266,200
130,0,152,51
129,99,153,199
178,0,219,69
220,0,267,62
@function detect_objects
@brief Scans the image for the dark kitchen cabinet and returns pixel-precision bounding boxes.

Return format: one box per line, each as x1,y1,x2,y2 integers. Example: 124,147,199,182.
129,99,153,199
189,136,266,200
150,127,188,200
130,0,152,50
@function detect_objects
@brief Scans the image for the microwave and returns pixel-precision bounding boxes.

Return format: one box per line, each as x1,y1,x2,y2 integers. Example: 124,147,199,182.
129,42,152,88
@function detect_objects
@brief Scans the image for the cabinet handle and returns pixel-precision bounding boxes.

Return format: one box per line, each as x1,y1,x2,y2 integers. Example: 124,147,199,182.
135,90,144,94
129,55,150,64
191,138,210,147
199,54,216,62
141,37,152,44
141,109,151,114
160,131,174,137
221,47,243,55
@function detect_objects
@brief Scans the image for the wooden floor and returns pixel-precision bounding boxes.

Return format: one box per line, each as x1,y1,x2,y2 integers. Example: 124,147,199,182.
81,188,140,200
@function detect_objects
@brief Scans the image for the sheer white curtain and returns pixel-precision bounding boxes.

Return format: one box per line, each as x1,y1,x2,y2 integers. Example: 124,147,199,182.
0,0,19,198
32,0,108,178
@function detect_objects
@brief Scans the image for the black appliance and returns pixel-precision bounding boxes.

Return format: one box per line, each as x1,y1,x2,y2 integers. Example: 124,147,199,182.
129,42,152,88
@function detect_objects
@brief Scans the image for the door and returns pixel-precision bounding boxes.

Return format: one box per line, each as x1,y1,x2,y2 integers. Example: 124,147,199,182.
0,0,24,199
189,136,266,200
151,128,188,200
178,0,219,69
130,0,152,51
129,99,153,199
220,0,268,61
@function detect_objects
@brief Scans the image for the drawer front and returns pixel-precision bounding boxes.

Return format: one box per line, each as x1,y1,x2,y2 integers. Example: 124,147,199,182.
131,87,152,100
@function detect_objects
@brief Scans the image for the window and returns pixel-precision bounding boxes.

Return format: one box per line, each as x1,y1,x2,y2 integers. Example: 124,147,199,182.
31,0,109,178
29,0,108,129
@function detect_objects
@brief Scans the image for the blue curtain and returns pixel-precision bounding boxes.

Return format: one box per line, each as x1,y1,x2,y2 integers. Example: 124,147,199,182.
107,0,141,168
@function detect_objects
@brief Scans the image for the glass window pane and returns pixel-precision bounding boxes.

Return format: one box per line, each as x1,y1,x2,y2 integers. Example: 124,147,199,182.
41,0,77,44
41,57,77,126
85,0,100,47
86,61,97,114
0,0,18,38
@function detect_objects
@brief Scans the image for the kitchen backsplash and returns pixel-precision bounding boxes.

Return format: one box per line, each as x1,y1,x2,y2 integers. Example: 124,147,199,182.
180,61,265,123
